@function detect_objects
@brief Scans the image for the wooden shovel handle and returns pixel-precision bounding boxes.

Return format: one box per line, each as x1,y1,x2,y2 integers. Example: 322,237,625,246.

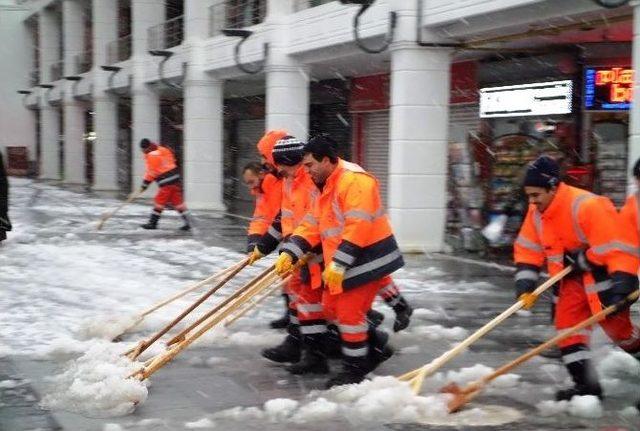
399,265,572,384
129,257,250,359
97,189,143,230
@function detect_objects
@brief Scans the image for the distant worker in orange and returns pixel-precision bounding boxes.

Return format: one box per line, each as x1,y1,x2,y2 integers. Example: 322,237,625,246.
139,138,190,231
514,155,640,401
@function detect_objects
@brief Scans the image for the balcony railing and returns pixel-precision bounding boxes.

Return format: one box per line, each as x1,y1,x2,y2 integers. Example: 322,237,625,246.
75,49,93,74
107,34,132,64
209,0,266,37
293,0,334,12
50,61,63,81
148,15,184,51
29,68,39,87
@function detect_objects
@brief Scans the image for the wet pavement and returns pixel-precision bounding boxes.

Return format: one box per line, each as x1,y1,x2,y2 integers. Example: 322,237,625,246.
1,178,640,430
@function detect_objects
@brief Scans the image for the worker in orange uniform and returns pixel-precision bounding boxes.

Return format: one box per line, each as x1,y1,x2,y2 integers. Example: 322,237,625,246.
247,130,288,328
619,158,640,253
139,139,191,231
249,136,329,374
274,135,402,388
514,155,640,401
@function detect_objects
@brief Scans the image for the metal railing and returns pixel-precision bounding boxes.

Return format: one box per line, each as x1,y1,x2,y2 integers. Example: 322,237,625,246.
49,61,64,81
209,0,266,37
107,34,132,64
148,15,184,51
75,49,93,74
29,68,39,87
293,0,334,12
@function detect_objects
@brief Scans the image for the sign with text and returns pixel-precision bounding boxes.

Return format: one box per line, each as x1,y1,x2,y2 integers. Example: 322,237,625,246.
480,80,573,118
584,66,634,111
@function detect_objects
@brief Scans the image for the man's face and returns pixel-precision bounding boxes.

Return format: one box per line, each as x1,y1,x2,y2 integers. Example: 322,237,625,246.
524,186,556,212
302,153,332,185
242,170,261,191
260,155,275,173
276,164,298,178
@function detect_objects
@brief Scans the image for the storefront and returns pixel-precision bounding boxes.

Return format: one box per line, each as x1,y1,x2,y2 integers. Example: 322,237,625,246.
349,61,480,207
583,64,633,206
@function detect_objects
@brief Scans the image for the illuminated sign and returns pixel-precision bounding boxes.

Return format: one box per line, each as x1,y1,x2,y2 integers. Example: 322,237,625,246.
584,66,634,111
480,80,573,118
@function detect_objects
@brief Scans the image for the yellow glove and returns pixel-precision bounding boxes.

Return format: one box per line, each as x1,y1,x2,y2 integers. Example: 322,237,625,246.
275,253,294,276
518,292,537,310
323,261,346,295
248,246,264,265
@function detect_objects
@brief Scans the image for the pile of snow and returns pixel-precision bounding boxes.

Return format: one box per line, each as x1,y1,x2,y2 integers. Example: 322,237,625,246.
212,376,522,426
41,341,148,417
398,324,468,341
536,395,603,419
184,417,216,428
76,314,141,341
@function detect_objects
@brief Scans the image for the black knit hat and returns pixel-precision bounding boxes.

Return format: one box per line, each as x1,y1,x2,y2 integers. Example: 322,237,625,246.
633,157,640,179
304,134,338,160
272,136,305,166
523,155,560,189
140,138,152,149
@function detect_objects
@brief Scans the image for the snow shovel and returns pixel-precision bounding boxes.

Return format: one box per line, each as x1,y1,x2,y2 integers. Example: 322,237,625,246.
125,256,250,359
441,289,640,413
165,264,278,346
130,268,282,381
223,276,290,327
96,188,144,230
113,258,247,339
397,265,573,394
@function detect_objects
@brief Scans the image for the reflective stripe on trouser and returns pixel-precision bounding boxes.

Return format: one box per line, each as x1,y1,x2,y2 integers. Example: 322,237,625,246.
555,277,635,349
377,277,400,305
322,276,383,358
287,270,326,336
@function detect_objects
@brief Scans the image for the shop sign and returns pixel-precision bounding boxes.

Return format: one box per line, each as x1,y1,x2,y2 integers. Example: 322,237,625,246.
584,66,634,111
479,80,573,118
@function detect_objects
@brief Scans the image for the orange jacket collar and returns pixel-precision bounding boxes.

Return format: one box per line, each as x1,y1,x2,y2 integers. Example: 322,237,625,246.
540,182,568,219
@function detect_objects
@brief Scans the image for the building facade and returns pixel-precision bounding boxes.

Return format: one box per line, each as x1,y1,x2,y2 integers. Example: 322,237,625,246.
0,0,637,252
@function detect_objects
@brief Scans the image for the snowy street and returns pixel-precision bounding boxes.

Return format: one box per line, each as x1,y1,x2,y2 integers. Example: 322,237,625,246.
2,179,640,431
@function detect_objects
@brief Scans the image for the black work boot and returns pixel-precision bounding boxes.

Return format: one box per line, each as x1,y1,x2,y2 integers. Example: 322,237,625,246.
141,212,160,230
325,356,371,389
270,294,291,329
366,309,385,328
322,326,342,360
179,211,192,231
286,334,329,375
368,328,394,369
261,324,301,363
555,346,603,401
392,296,413,332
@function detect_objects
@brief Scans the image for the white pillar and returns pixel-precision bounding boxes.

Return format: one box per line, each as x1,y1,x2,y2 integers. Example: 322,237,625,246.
39,8,61,180
629,1,640,190
184,0,216,40
183,74,225,210
62,0,86,184
92,0,119,190
265,2,309,140
388,44,452,252
131,0,164,188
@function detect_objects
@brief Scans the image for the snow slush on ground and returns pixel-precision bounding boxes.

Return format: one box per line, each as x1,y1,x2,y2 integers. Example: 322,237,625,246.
211,375,523,427
40,340,148,418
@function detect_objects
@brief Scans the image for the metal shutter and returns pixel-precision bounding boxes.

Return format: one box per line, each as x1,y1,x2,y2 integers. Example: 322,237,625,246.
448,104,480,141
363,111,389,205
234,118,265,203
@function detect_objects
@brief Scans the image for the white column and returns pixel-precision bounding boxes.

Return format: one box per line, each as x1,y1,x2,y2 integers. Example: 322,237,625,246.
92,0,119,190
184,0,216,40
388,44,452,252
265,2,309,140
629,1,640,191
183,73,225,210
93,95,119,190
62,0,86,184
131,0,164,188
39,8,61,180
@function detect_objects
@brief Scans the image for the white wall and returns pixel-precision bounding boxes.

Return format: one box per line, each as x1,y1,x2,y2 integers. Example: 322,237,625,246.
0,1,36,168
